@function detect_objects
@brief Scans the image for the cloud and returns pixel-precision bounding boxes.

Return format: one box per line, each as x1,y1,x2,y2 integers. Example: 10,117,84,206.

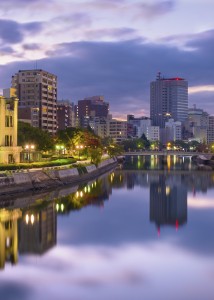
84,28,139,40
1,29,214,117
52,13,92,28
0,19,44,45
136,0,175,19
22,43,42,51
22,22,44,34
0,20,24,44
0,46,15,55
189,85,214,94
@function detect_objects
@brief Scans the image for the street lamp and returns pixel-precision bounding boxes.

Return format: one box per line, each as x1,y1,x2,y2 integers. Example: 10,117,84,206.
25,144,35,163
55,144,65,157
76,145,84,160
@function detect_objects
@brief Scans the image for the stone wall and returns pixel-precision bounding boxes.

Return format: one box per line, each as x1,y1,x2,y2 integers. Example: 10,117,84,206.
0,158,117,196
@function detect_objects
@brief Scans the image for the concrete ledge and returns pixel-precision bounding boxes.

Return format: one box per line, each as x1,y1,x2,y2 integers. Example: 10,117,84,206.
13,173,32,185
57,168,79,179
86,165,96,173
0,158,118,196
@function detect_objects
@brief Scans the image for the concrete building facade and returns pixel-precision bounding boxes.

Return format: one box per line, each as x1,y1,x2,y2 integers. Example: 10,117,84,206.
150,74,188,128
57,100,74,130
12,69,57,135
0,92,22,163
75,96,109,128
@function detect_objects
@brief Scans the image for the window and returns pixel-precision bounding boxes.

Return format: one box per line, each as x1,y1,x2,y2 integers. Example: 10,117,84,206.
5,135,9,146
5,116,9,127
5,135,13,146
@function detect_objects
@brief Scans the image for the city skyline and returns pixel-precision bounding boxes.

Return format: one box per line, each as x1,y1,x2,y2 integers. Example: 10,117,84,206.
0,0,214,119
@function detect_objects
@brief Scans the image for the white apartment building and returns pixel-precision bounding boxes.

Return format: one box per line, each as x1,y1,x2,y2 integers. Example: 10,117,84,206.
164,119,182,142
146,126,160,141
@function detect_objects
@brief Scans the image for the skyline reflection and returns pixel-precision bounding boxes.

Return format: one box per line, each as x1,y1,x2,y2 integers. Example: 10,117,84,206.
0,160,214,269
0,156,214,300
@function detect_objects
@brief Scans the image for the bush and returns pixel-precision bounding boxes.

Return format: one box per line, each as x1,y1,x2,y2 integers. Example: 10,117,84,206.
0,158,77,171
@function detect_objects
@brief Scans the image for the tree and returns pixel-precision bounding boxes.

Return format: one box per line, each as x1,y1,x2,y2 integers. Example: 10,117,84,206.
18,122,54,151
88,148,102,166
141,133,150,149
107,143,124,157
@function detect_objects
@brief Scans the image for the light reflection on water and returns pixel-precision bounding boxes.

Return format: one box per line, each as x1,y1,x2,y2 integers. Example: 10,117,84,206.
0,156,214,300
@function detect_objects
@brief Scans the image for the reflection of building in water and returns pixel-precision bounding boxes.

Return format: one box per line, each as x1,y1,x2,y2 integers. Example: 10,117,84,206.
150,175,187,230
56,177,112,214
19,203,56,255
0,209,22,269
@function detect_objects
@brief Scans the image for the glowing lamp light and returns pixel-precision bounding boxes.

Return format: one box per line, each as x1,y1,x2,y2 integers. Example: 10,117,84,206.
31,214,35,224
25,214,29,224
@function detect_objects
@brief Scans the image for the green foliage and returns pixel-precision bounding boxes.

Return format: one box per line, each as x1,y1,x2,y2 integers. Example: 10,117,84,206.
88,148,102,166
0,158,76,171
122,137,150,151
18,121,55,151
56,127,102,155
107,143,124,157
140,134,150,149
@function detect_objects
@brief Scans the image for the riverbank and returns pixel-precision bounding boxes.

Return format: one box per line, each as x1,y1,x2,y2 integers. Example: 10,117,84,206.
0,158,118,196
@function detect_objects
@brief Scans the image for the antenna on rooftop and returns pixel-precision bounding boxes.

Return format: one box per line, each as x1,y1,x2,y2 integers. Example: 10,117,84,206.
33,60,38,69
157,71,161,80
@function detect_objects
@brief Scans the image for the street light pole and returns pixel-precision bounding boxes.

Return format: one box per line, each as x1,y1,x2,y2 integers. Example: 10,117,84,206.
25,144,35,163
76,145,84,160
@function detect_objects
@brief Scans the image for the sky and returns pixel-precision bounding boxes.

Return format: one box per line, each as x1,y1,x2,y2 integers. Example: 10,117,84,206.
0,0,214,119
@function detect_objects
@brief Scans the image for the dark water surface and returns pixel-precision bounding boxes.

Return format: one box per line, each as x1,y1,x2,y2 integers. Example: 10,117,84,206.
0,155,214,300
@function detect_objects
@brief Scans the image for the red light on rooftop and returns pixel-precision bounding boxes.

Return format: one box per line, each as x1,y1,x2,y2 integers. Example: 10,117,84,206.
175,219,179,231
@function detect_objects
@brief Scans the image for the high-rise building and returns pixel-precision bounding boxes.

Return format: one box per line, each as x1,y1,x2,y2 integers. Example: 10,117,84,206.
183,105,209,142
75,96,109,128
207,116,214,144
150,73,188,128
57,100,75,130
12,69,57,135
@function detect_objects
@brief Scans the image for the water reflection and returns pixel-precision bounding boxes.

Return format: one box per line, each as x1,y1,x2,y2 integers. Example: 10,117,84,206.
150,175,187,232
1,165,214,270
0,202,56,269
0,157,214,300
19,202,56,255
0,209,21,269
124,154,194,170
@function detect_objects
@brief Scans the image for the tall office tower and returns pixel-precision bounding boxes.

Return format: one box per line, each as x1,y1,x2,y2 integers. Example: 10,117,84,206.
75,96,109,128
12,69,57,135
150,73,188,128
207,116,214,144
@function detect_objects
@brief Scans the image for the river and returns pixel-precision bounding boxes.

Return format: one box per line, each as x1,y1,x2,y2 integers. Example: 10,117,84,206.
0,155,214,300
